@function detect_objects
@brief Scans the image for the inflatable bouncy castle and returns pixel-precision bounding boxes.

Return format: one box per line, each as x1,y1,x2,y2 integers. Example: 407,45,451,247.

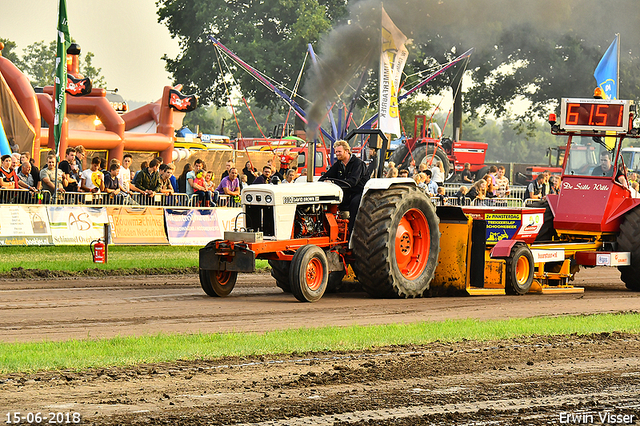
0,42,197,166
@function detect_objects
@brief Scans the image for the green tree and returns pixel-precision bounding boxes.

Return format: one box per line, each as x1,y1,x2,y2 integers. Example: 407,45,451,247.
157,0,348,111
18,40,56,87
8,39,106,88
0,38,20,63
81,51,107,88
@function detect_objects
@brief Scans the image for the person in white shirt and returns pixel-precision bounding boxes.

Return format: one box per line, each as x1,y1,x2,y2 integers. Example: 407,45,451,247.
118,154,134,194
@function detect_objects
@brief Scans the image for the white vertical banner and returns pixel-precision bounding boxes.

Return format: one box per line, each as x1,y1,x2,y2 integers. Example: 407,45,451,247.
379,7,409,136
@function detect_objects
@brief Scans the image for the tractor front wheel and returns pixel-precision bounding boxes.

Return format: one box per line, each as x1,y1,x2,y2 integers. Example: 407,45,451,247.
199,269,238,297
289,245,329,302
505,244,534,295
617,206,640,291
352,184,440,298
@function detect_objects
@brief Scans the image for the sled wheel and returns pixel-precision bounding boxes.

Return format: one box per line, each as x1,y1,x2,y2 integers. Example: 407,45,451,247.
388,144,411,169
289,245,328,302
199,269,238,297
505,245,534,295
352,184,440,298
268,259,292,293
617,206,640,291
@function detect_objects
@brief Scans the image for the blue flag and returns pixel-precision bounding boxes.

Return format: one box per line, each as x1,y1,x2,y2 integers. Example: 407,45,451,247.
594,35,619,100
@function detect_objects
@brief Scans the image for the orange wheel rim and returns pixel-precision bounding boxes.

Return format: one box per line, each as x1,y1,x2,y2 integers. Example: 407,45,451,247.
395,208,430,280
216,271,232,286
515,256,530,284
305,257,324,291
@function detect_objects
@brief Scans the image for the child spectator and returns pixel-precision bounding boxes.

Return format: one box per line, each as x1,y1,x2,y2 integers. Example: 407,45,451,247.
436,186,448,205
453,185,468,205
386,167,398,178
188,159,214,206
203,170,216,192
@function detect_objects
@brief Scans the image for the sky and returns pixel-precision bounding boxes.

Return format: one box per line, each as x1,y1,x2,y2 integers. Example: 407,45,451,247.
2,0,180,103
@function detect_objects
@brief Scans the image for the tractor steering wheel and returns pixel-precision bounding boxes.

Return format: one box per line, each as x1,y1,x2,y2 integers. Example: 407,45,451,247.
327,178,351,190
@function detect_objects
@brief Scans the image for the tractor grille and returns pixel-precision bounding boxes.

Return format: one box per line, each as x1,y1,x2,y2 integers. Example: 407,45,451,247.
245,205,275,237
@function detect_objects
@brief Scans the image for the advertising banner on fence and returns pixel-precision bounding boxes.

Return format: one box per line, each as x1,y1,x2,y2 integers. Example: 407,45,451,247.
165,207,243,245
47,206,108,245
0,205,53,245
107,207,168,245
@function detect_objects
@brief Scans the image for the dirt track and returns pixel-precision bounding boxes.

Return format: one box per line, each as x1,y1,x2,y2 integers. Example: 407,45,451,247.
1,268,639,425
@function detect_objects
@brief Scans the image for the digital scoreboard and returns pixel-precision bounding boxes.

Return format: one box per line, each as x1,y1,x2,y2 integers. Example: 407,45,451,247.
560,98,633,133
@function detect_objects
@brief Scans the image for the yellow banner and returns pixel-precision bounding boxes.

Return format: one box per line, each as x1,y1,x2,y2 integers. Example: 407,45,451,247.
379,7,408,136
107,207,168,245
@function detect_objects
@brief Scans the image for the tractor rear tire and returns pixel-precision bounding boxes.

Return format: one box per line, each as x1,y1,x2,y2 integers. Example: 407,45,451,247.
505,244,534,295
269,260,292,293
617,206,640,291
414,145,451,181
199,269,238,297
475,165,491,181
289,245,329,302
351,184,440,298
388,144,411,169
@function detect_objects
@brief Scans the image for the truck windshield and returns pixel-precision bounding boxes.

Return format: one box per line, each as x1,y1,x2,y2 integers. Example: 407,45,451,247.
564,136,618,177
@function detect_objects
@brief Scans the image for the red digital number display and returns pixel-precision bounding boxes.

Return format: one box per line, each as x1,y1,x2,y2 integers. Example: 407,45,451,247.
564,102,624,127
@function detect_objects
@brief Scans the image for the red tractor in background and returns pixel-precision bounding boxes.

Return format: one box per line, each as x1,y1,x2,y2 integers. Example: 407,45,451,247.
388,115,489,181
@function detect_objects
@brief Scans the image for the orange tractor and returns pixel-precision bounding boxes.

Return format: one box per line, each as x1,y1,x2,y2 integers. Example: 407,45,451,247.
199,97,640,301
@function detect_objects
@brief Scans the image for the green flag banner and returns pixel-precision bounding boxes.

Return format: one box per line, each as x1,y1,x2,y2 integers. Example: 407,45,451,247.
53,0,70,157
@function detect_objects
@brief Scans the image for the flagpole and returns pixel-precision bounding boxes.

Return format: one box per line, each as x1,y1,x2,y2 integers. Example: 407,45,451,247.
616,33,620,100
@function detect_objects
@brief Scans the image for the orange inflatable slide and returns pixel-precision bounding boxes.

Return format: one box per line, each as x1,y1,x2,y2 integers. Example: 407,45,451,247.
0,42,196,166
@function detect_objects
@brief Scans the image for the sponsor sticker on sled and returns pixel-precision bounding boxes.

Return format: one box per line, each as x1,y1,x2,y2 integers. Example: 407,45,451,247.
611,252,630,266
531,249,564,263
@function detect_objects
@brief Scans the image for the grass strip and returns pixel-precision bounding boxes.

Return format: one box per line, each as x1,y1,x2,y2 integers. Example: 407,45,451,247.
0,246,269,275
0,312,638,374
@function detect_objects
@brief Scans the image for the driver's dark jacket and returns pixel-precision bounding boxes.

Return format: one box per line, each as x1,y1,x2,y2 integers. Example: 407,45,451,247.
319,154,369,195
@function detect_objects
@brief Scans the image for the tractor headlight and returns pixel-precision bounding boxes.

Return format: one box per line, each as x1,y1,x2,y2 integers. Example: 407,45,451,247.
246,194,253,203
256,195,262,202
265,195,272,203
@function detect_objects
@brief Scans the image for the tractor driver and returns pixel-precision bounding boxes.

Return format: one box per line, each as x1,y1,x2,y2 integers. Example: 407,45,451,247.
592,151,628,187
319,140,369,235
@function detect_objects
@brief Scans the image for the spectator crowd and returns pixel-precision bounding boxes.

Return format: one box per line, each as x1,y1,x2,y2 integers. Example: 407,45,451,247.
3,145,640,207
0,146,303,206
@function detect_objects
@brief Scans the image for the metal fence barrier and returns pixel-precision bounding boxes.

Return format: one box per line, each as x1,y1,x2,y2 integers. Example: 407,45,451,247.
431,195,526,208
442,183,526,199
0,189,215,208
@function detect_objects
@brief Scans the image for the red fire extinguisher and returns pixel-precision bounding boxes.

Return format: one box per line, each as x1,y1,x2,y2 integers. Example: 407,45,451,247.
90,239,107,263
